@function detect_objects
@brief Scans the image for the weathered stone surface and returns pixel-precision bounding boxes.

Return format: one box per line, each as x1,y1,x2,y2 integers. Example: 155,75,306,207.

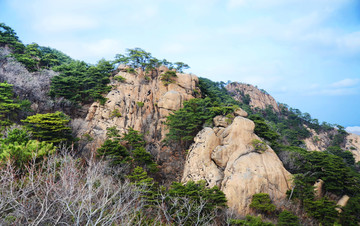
336,195,350,213
157,90,182,111
234,108,248,117
345,133,360,162
314,179,324,198
159,65,169,74
304,127,360,162
226,82,280,113
182,116,292,215
182,128,223,187
213,116,229,128
303,127,333,152
82,69,200,182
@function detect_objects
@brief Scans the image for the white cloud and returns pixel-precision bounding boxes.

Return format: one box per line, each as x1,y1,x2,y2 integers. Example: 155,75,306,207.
304,78,360,96
346,126,360,135
330,78,360,88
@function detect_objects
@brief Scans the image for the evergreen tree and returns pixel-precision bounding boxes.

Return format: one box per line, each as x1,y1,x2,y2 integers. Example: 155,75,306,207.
0,140,55,169
277,210,300,226
96,139,130,165
249,193,276,214
21,111,72,144
165,97,235,146
127,166,157,206
0,82,20,128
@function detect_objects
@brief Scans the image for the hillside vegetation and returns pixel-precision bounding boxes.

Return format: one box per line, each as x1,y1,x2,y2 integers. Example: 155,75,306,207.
0,23,359,225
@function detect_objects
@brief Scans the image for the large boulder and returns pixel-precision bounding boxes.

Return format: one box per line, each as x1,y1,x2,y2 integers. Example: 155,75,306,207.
182,116,292,215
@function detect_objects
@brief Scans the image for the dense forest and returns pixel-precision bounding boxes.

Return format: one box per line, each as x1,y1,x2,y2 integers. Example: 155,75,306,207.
1,22,360,225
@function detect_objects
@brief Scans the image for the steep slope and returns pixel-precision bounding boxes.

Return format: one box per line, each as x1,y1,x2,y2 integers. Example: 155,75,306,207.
0,47,82,116
182,114,292,215
226,80,360,163
226,82,280,113
82,66,199,181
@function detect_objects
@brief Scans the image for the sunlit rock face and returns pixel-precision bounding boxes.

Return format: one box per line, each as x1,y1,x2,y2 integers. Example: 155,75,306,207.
226,82,280,113
83,67,200,182
182,115,292,215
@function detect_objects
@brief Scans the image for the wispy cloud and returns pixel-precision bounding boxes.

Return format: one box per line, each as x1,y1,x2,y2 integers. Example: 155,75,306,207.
330,78,360,88
304,78,360,96
346,126,360,135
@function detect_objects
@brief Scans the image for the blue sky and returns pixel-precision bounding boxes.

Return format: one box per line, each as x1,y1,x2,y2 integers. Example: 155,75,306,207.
1,0,360,133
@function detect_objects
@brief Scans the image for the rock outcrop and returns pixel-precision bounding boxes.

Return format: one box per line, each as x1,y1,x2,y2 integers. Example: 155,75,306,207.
303,127,333,151
336,195,350,213
304,127,360,162
83,68,200,181
226,82,280,113
182,115,291,215
345,133,360,162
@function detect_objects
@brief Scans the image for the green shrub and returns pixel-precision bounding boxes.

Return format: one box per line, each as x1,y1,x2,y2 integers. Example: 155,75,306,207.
277,210,299,226
250,193,276,214
161,71,177,86
137,102,144,107
98,97,108,105
126,68,136,74
0,140,55,169
96,139,130,165
252,139,268,153
229,215,274,226
304,198,338,225
110,109,122,118
113,75,126,82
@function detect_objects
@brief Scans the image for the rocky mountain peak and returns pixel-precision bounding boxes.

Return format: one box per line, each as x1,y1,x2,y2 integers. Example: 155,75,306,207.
226,82,280,113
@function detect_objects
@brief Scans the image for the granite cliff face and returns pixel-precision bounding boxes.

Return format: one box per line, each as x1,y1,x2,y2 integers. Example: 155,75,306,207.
345,133,360,162
181,114,292,215
226,82,280,113
82,66,199,181
303,128,360,162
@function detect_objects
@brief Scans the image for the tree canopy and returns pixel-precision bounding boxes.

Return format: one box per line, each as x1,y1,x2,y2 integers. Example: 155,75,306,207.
21,111,72,144
50,59,113,104
114,48,190,72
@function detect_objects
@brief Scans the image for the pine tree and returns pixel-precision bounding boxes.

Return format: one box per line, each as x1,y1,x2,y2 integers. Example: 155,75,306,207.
127,166,157,207
0,82,20,128
21,111,72,144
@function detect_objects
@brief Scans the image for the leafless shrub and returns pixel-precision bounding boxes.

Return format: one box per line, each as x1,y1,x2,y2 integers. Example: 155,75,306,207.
0,154,145,225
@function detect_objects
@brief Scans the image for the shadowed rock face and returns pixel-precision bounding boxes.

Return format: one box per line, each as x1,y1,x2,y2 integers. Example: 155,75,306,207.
226,82,280,113
182,115,292,215
82,68,200,182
